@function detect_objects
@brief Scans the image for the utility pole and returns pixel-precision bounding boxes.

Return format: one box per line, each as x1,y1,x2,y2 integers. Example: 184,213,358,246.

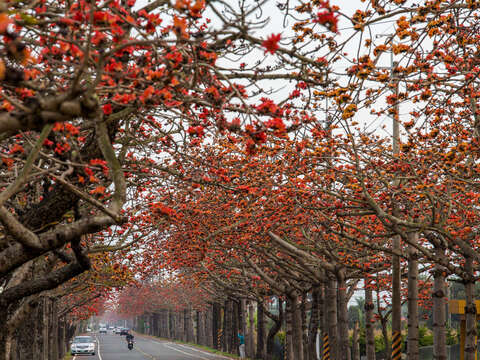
390,59,403,360
375,34,403,360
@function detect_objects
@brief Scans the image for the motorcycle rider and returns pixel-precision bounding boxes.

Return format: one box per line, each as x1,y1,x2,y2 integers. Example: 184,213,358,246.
126,331,134,346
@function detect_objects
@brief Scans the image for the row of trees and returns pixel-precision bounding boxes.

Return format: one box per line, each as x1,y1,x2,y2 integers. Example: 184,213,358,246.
118,0,480,359
3,0,480,359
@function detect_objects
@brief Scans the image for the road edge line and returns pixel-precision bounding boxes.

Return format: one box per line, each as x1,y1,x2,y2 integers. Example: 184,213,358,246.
164,343,211,360
175,343,235,359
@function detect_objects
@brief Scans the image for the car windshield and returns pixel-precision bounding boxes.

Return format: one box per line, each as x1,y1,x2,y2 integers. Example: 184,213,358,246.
74,337,93,343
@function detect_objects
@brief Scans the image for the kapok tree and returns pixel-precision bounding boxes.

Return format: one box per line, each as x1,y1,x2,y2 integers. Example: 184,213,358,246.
0,0,346,357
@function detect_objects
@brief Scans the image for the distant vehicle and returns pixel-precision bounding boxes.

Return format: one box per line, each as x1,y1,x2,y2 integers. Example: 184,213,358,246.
108,326,114,330
120,328,129,336
99,326,107,334
71,336,95,356
114,327,122,334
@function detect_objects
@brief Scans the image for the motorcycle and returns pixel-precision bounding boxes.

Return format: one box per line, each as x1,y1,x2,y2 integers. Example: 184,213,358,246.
127,340,134,350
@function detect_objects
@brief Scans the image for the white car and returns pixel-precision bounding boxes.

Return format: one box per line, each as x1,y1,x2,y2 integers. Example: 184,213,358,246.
99,326,107,334
71,336,95,356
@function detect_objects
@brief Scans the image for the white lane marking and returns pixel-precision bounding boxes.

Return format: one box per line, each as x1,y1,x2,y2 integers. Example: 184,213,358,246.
175,343,232,359
164,343,211,359
95,334,103,360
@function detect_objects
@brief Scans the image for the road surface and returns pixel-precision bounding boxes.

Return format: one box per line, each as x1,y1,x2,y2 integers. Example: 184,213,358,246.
72,332,233,360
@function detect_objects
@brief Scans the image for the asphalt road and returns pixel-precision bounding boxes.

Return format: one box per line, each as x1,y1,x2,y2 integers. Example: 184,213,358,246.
72,332,233,360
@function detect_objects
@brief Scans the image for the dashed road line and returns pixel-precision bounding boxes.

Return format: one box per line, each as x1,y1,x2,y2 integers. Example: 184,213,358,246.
135,344,157,359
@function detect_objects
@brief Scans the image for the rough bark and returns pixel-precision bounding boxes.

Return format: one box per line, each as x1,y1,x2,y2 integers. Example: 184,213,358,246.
391,234,402,360
206,305,213,348
42,299,49,360
256,300,266,359
197,310,205,345
352,322,360,360
247,301,255,359
49,298,59,360
407,232,419,360
464,256,477,360
337,270,350,360
365,278,376,360
380,315,391,360
308,286,320,360
240,299,247,353
221,303,227,352
166,309,171,339
301,293,308,360
319,280,326,360
433,243,447,360
327,276,338,360
186,308,195,343
233,300,240,354
225,300,232,353
213,302,221,350
266,299,283,360
285,297,294,360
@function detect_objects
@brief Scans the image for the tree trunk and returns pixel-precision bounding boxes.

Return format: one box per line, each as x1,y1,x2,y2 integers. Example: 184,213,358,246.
187,308,195,343
213,302,221,350
206,305,213,347
256,300,266,359
42,298,49,360
433,243,447,360
290,293,304,360
465,256,477,360
286,297,294,360
337,270,350,360
301,293,309,360
153,312,159,337
226,300,233,353
266,299,283,360
166,309,171,339
308,286,320,360
352,321,360,360
247,300,255,358
380,316,391,360
240,299,247,353
391,234,402,360
320,280,327,360
197,310,205,345
407,232,419,360
58,315,66,359
32,305,39,358
327,276,338,360
233,300,240,354
49,298,58,360
222,303,227,352
365,278,376,360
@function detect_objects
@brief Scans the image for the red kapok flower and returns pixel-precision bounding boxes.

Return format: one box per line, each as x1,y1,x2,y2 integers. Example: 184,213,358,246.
103,104,113,115
262,33,281,54
315,11,339,33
